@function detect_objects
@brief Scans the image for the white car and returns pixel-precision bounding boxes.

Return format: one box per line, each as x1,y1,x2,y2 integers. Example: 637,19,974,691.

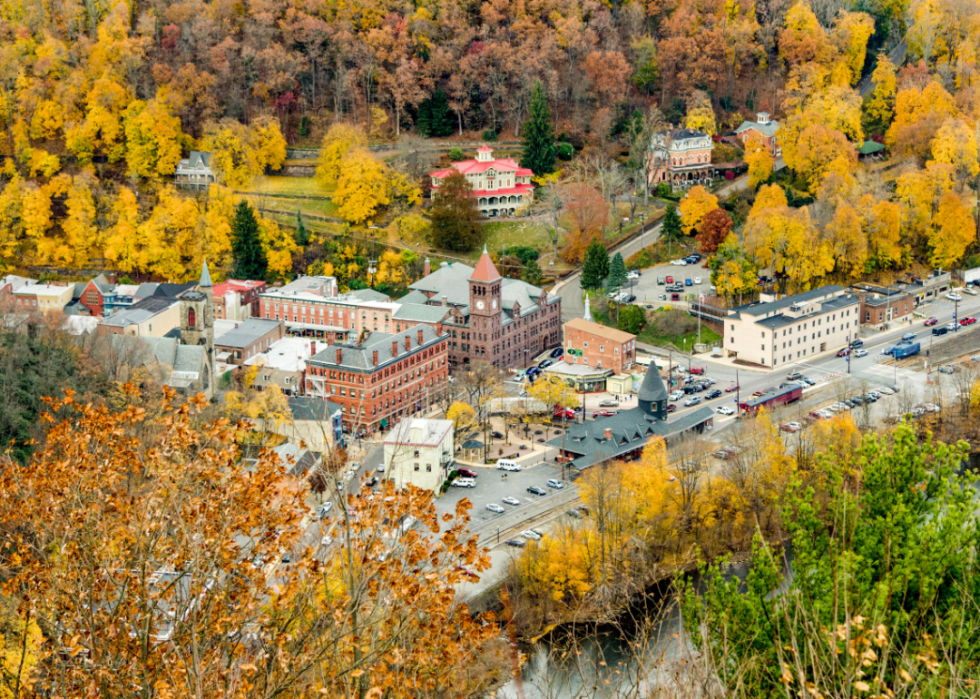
502,496,521,506
853,349,868,357
520,529,542,541
947,321,961,331
946,293,963,301
671,259,687,266
452,478,476,488
817,409,834,418
627,271,641,280
716,406,735,415
694,276,702,284
669,390,684,401
486,503,505,514
497,462,522,472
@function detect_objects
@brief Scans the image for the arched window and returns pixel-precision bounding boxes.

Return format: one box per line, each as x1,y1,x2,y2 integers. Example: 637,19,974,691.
188,308,196,328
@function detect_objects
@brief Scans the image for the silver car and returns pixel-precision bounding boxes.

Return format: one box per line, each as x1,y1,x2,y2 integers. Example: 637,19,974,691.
486,503,505,514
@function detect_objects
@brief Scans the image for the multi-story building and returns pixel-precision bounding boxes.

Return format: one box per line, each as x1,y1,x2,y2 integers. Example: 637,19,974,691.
214,318,285,365
406,250,561,371
212,279,266,320
383,418,454,492
0,275,35,300
429,146,534,218
12,282,75,314
722,285,860,368
305,325,450,435
853,283,914,329
99,298,181,337
562,317,636,375
174,151,216,189
258,275,357,339
735,112,781,157
245,337,329,396
649,127,715,190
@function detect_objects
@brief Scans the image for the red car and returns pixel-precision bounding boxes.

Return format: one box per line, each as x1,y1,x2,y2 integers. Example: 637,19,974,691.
689,366,705,375
725,384,740,392
665,275,674,283
837,348,851,357
667,404,677,413
924,317,939,327
593,410,615,417
457,468,478,478
960,316,977,326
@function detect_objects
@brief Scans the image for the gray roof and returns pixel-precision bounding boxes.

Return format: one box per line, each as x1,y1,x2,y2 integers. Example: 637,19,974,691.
409,261,475,295
71,281,87,300
152,283,197,298
660,127,711,141
637,367,668,403
547,405,714,471
199,260,212,288
288,396,342,422
90,273,114,294
736,119,779,137
310,324,446,372
62,300,88,316
341,288,390,303
215,318,282,348
393,303,451,323
397,289,431,305
135,283,160,298
271,443,319,477
734,285,847,317
0,275,35,293
101,297,177,327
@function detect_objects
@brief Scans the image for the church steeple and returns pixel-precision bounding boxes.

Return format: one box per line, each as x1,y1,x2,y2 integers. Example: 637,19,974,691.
199,259,213,288
584,294,593,322
179,260,216,398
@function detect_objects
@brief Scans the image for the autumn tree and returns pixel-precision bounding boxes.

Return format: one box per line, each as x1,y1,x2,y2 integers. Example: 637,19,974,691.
122,99,186,180
785,123,858,194
333,148,391,225
929,192,975,268
202,116,287,189
930,118,979,184
863,53,897,135
685,91,717,135
231,200,267,280
429,170,482,252
708,235,757,305
744,133,774,189
679,186,719,235
520,81,556,176
315,123,367,187
696,208,734,256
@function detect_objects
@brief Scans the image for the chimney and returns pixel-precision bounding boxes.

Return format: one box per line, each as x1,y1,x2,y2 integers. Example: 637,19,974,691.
109,272,116,285
404,336,411,351
441,295,448,306
335,348,342,364
424,258,431,276
392,340,398,357
417,329,424,346
604,428,612,441
373,350,379,366
311,341,316,357
436,322,443,336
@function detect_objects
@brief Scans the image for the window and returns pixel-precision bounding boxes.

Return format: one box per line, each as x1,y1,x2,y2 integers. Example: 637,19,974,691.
426,464,432,472
414,463,420,471
285,377,291,384
414,450,420,457
599,345,604,352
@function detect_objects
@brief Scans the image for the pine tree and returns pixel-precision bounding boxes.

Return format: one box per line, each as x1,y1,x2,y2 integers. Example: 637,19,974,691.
231,201,267,280
521,258,544,285
295,210,310,246
661,203,682,254
581,238,609,290
417,89,455,138
608,252,628,289
520,82,556,176
430,171,483,252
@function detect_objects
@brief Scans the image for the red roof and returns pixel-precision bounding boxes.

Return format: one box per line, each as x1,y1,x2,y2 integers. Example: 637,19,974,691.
477,146,493,152
431,157,528,177
471,249,502,282
469,185,534,197
213,279,264,296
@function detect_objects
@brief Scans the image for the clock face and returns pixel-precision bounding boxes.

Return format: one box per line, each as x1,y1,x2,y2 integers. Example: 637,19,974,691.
492,299,497,309
476,301,485,310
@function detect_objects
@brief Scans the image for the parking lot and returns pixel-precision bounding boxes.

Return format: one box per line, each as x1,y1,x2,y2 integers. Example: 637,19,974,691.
618,259,711,307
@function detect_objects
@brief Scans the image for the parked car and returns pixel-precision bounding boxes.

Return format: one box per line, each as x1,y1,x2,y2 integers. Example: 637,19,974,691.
622,294,637,303
497,460,522,472
527,485,547,496
902,332,917,341
689,366,705,375
947,321,961,331
667,404,677,413
694,276,702,284
854,349,868,357
593,410,616,417
452,478,476,488
684,396,702,407
939,364,955,374
319,502,333,518
671,293,680,301
457,468,477,478
924,317,939,326
521,530,542,541
627,271,641,280
716,406,734,415
932,326,949,336
551,347,564,358
780,423,798,432
725,384,740,392
960,316,977,326
669,390,684,401
850,339,864,348
599,400,619,407
946,292,963,301
502,496,521,506
837,348,851,357
657,277,665,285
787,372,804,380
538,359,553,369
706,389,723,399
505,538,526,548
546,479,565,489
666,275,674,283
486,503,505,513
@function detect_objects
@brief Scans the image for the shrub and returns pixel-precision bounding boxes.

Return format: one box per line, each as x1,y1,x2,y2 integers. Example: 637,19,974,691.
482,129,498,142
618,304,647,334
448,147,465,162
557,142,574,161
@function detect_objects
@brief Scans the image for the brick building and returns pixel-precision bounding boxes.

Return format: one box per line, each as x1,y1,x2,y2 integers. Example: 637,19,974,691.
562,317,636,374
649,127,715,190
735,112,781,157
78,274,115,316
305,325,449,435
406,249,561,371
212,279,267,320
214,318,285,365
853,283,914,329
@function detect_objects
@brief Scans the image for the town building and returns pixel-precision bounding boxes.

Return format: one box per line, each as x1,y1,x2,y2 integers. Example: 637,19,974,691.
852,283,914,329
244,337,328,396
212,279,266,320
735,112,781,157
541,361,613,393
99,297,181,337
901,270,951,306
214,318,285,365
174,151,215,189
78,274,116,316
305,325,450,436
429,146,534,218
383,418,454,492
0,275,35,300
648,127,715,189
563,317,636,374
406,250,561,371
275,396,344,454
13,282,75,314
177,262,217,392
722,285,860,368
258,275,353,338
547,368,714,471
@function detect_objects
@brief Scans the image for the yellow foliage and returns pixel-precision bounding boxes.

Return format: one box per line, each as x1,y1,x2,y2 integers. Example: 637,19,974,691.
929,118,979,179
333,147,391,224
825,204,866,281
831,11,876,87
258,216,297,280
744,133,774,189
391,213,430,244
30,99,64,140
251,115,287,172
678,185,718,235
105,186,146,273
201,120,262,189
865,53,897,128
446,401,477,432
929,192,975,269
374,248,405,285
123,99,185,180
27,149,61,178
886,81,958,159
784,123,857,194
201,185,236,276
0,602,43,699
315,123,367,187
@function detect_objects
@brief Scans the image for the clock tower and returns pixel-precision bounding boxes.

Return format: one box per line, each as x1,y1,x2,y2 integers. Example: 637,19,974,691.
468,246,503,367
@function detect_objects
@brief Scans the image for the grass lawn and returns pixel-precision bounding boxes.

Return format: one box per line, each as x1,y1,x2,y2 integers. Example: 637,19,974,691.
637,322,722,351
478,220,561,259
242,193,340,220
593,305,721,352
250,175,333,197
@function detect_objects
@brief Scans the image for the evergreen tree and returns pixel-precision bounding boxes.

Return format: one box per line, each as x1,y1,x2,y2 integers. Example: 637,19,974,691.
231,201,267,280
520,82,556,176
608,252,628,289
581,238,609,290
295,210,310,246
417,89,455,138
521,258,544,286
618,304,646,334
429,171,483,252
661,203,683,254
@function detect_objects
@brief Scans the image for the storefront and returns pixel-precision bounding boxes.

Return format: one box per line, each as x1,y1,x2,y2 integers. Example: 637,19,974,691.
542,362,613,393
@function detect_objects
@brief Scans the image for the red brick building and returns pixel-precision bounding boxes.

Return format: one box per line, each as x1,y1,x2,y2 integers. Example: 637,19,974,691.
562,317,636,374
213,279,266,320
79,274,115,316
853,284,914,329
305,324,449,436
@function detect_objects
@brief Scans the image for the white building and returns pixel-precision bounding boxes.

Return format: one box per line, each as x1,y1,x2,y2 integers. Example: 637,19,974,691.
429,146,535,218
244,336,329,395
722,285,860,368
383,418,454,492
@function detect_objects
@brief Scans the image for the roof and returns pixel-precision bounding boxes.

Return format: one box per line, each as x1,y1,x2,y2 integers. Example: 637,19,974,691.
471,248,502,282
739,383,801,409
543,361,613,378
546,405,714,470
151,283,196,298
397,289,431,305
89,273,115,294
199,260,212,287
564,317,635,343
309,324,446,372
384,418,453,447
261,276,336,301
0,275,35,292
139,337,206,377
245,337,329,372
392,303,451,323
432,157,524,176
736,119,779,137
637,367,668,403
63,316,99,335
212,279,265,297
13,283,73,297
340,288,390,303
409,261,476,295
734,285,847,317
214,318,282,348
135,283,160,298
659,127,711,141
271,443,320,478
857,140,886,155
101,297,177,327
288,396,342,422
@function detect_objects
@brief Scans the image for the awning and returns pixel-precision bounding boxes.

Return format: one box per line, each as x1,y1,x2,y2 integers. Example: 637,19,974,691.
380,418,389,428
